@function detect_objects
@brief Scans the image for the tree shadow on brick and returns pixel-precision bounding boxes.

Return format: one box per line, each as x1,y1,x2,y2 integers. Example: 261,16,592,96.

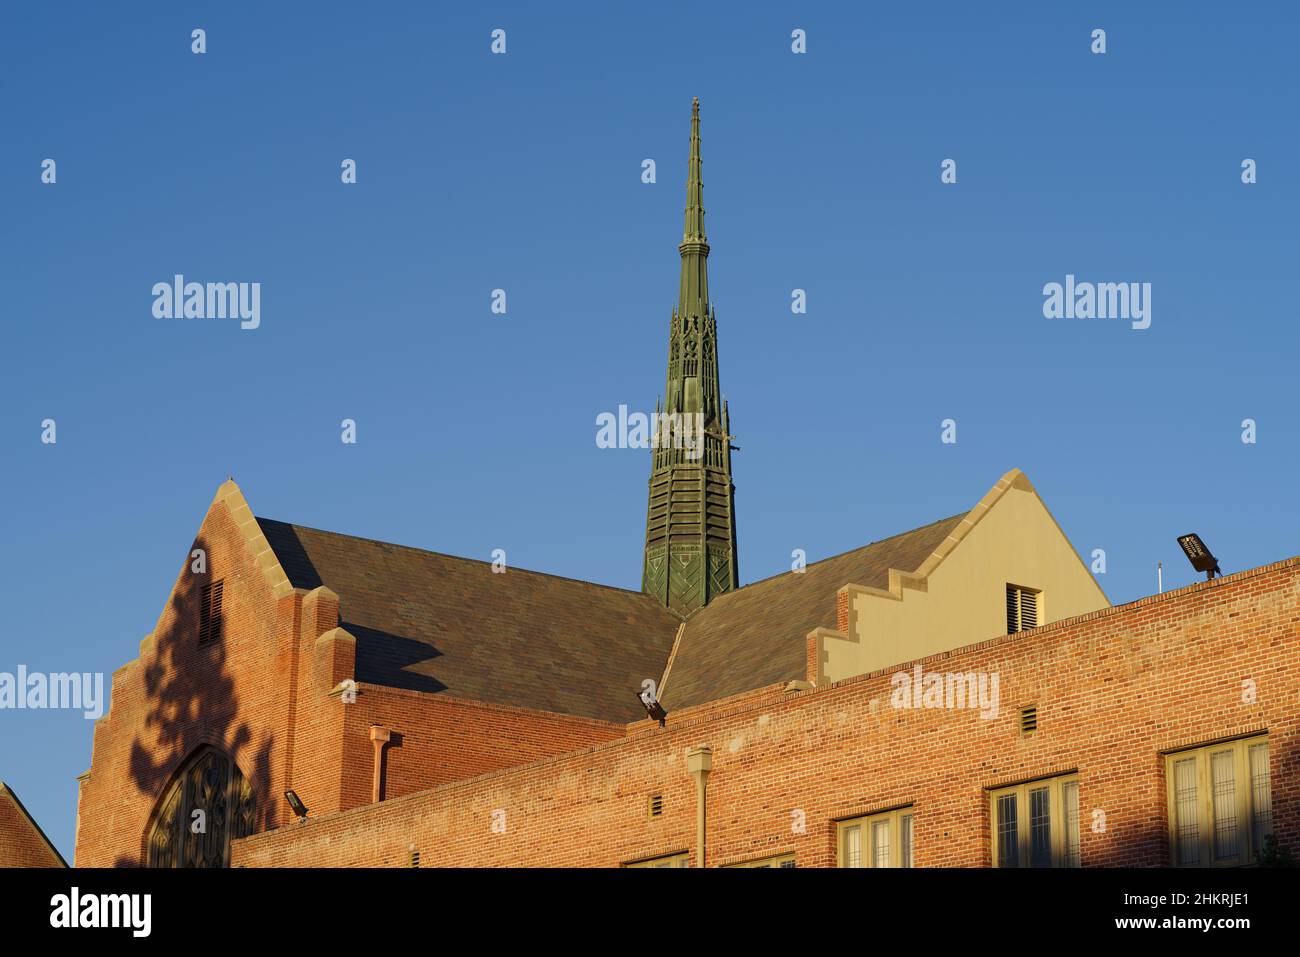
114,534,276,866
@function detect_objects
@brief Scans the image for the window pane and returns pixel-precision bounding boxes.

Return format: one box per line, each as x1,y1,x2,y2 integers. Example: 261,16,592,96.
1249,743,1272,859
900,814,914,869
1029,786,1052,868
1211,749,1239,861
871,819,891,868
842,824,861,869
996,793,1019,867
1173,757,1200,865
1062,781,1081,867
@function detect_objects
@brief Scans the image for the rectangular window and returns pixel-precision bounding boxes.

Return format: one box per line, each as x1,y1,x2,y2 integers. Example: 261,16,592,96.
623,852,689,868
198,579,224,645
996,793,1018,866
842,822,862,869
989,774,1080,868
1249,742,1272,855
1166,735,1271,867
838,807,914,868
1062,780,1081,867
1006,584,1040,634
899,813,914,868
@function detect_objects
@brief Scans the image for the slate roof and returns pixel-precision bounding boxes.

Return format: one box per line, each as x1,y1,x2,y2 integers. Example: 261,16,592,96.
256,512,964,723
659,515,965,711
257,519,680,723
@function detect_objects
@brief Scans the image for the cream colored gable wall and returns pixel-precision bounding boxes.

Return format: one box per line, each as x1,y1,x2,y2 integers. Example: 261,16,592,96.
820,473,1109,683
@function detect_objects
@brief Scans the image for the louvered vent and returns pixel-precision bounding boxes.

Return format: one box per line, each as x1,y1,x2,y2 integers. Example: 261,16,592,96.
408,846,421,868
1006,584,1040,634
647,794,664,818
1020,705,1038,735
198,579,224,645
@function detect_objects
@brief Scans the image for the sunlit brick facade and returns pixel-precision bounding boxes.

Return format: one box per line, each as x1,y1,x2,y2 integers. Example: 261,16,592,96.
231,558,1299,868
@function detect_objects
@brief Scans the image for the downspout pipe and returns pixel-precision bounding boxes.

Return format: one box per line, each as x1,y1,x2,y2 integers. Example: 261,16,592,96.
686,746,712,867
370,726,392,803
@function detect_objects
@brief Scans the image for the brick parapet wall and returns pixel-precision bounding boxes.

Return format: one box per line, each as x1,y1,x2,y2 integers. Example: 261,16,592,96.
232,557,1300,868
341,684,627,809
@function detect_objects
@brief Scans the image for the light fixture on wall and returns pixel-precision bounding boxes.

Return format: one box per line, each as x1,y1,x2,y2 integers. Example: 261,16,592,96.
637,687,667,726
1177,533,1222,581
284,789,310,823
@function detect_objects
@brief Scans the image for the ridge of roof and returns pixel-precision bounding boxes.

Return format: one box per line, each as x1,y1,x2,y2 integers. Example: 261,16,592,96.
257,512,970,608
257,512,967,608
254,516,667,602
728,512,967,595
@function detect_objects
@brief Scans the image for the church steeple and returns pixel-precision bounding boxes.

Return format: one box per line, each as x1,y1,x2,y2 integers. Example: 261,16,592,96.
679,97,709,316
642,98,739,617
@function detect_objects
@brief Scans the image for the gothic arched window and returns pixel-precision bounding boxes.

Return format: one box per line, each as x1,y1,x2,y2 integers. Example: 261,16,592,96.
146,746,255,867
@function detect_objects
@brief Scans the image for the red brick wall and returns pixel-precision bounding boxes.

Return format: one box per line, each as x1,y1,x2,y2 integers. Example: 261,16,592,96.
75,497,299,866
75,490,634,866
342,686,625,808
231,557,1300,868
0,789,65,867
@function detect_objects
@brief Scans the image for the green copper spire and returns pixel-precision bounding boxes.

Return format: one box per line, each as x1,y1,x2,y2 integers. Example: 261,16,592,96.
642,98,739,617
678,96,710,334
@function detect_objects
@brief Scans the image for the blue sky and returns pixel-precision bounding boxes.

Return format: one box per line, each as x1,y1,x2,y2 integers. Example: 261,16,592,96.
2,2,1297,860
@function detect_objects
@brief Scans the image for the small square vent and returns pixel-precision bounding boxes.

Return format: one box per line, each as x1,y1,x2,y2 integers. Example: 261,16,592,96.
1020,705,1039,736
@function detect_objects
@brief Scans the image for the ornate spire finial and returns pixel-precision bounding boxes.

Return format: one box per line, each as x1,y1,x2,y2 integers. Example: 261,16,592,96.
643,99,738,617
677,98,710,319
682,98,706,246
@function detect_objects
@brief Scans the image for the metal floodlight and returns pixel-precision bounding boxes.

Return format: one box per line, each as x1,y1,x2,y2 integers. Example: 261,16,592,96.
284,789,310,821
1177,533,1222,581
637,689,668,727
